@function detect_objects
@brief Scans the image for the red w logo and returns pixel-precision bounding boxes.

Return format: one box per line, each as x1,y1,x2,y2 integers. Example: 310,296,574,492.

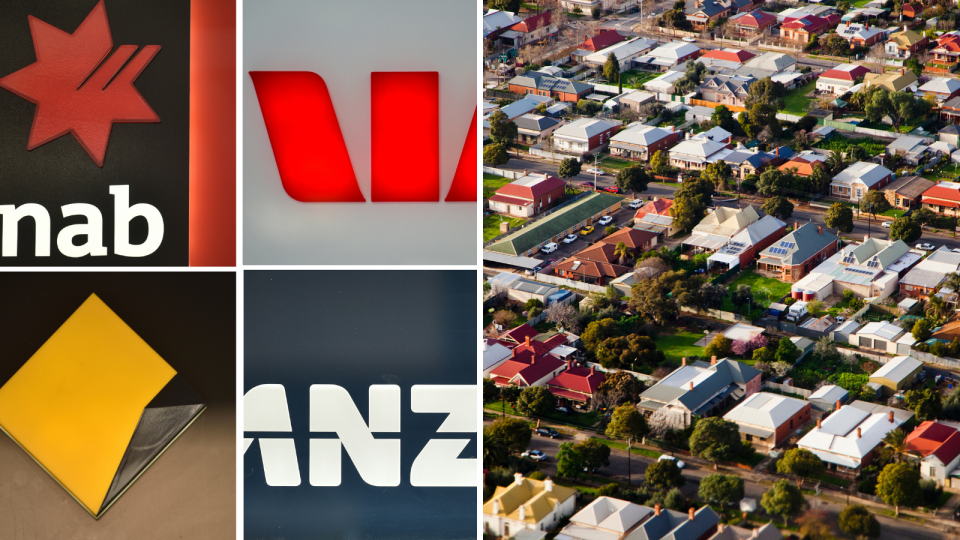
250,71,476,203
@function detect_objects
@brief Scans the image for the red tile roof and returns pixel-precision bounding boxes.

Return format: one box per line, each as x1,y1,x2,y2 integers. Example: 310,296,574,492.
701,48,755,63
548,388,589,402
782,14,838,32
599,227,658,250
490,352,566,387
496,175,566,201
933,431,960,465
937,32,960,46
502,324,539,345
820,64,870,82
554,259,630,279
902,2,923,16
635,198,673,219
922,183,960,204
510,11,552,33
906,421,957,456
582,30,626,51
737,10,776,28
778,157,824,176
489,194,533,206
574,242,620,263
547,365,606,395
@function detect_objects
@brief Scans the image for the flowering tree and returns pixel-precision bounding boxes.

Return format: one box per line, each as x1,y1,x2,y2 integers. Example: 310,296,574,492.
732,339,750,356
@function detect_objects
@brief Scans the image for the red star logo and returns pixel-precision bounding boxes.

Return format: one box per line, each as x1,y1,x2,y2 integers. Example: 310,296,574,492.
0,0,161,167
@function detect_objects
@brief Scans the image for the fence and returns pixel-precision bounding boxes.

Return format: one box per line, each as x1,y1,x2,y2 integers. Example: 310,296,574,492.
821,118,906,140
763,381,813,398
484,89,521,101
688,99,746,113
912,350,960,369
679,305,752,323
533,273,607,294
835,347,890,364
483,166,523,179
776,112,804,123
586,362,660,383
528,146,571,161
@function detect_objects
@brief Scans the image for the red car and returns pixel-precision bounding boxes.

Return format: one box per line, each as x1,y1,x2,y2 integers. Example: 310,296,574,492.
578,181,595,188
603,186,621,194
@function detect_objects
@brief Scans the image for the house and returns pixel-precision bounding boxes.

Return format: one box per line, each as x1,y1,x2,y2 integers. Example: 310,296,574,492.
706,215,786,272
808,384,849,413
552,118,621,156
723,392,812,450
668,136,733,171
500,11,556,49
901,2,924,18
905,421,960,487
886,136,935,166
780,14,841,43
483,340,514,376
634,197,673,220
791,238,915,301
829,161,895,201
722,322,765,343
777,151,827,177
498,96,543,121
514,114,561,145
882,175,935,210
697,75,755,108
508,72,594,103
723,148,777,179
581,29,627,52
488,173,567,218
696,48,756,71
684,0,735,30
687,206,760,252
797,400,913,472
599,227,659,256
643,70,687,94
899,246,960,299
560,498,720,540
921,181,960,216
585,38,659,73
546,361,606,408
941,125,960,147
483,474,577,537
853,322,907,356
757,223,841,283
484,9,524,39
920,77,960,104
742,52,797,73
835,22,885,47
637,357,762,427
634,42,702,71
815,64,870,94
553,243,632,285
863,69,919,93
885,29,928,59
868,355,923,396
487,192,623,256
801,313,836,332
488,272,563,306
729,10,778,36
708,523,783,540
488,337,568,388
609,125,682,161
932,35,960,68
696,126,733,144
618,91,657,113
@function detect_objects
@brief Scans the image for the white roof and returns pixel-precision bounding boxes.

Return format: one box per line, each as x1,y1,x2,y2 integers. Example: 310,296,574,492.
724,392,808,429
618,91,656,105
585,38,657,64
722,322,764,342
809,385,849,403
569,497,653,535
798,404,904,461
553,118,620,141
743,52,796,72
833,320,862,334
483,341,513,371
770,71,804,86
831,161,894,189
648,41,700,60
694,126,732,142
917,246,960,273
930,141,958,155
611,125,673,146
670,138,728,159
499,98,539,120
870,355,922,382
732,215,786,246
855,321,905,341
644,70,686,90
921,77,960,94
708,251,740,267
836,22,883,42
483,10,523,37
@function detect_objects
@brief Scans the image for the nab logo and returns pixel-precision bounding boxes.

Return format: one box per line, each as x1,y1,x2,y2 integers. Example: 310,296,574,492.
250,71,477,203
0,0,161,167
244,384,477,488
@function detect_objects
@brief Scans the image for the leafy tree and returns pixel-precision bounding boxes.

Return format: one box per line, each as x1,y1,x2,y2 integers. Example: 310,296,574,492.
810,164,830,192
859,190,891,218
645,458,685,490
762,196,794,219
753,346,774,365
905,56,923,78
535,102,547,114
777,448,824,488
483,143,509,165
927,295,952,322
483,378,499,403
876,462,921,515
556,442,586,478
616,165,651,196
491,0,520,12
700,282,727,310
912,317,933,341
577,99,602,116
582,318,620,352
596,334,664,369
515,386,557,417
756,168,789,196
664,487,686,511
904,388,943,421
704,334,733,360
711,105,739,134
592,5,602,18
889,216,921,243
690,417,743,462
578,438,612,471
825,150,847,175
825,202,854,233
558,157,582,179
606,402,650,441
650,150,669,175
775,337,799,365
669,195,702,232
796,115,818,132
878,428,908,465
483,428,509,468
731,284,754,311
746,103,781,140
488,109,518,147
761,479,807,524
597,371,645,404
699,474,745,506
603,52,620,83
745,77,787,110
629,277,678,324
701,160,732,191
486,417,532,454
797,509,832,540
838,505,881,539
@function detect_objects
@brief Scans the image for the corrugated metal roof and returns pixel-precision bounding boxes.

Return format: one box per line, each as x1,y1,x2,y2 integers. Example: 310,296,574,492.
870,355,923,383
809,385,848,404
856,321,905,341
724,392,806,429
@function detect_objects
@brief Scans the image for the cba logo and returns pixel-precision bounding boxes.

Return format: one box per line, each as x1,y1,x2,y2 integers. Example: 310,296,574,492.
244,384,477,487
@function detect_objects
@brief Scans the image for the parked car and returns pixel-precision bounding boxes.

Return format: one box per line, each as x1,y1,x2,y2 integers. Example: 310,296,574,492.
682,37,696,42
836,316,846,323
658,455,685,469
580,225,595,236
562,234,578,244
952,248,960,254
881,221,892,228
917,243,936,251
521,449,548,462
598,216,613,226
536,427,559,438
541,242,558,254
603,186,621,194
578,181,595,188
525,265,543,276
628,199,644,209
557,406,570,414
585,168,605,175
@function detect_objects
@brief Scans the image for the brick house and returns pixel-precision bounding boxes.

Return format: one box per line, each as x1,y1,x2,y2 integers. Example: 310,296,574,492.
921,181,960,216
697,75,754,107
899,247,960,299
815,64,870,94
488,344,567,388
507,72,593,103
729,10,777,36
580,29,627,52
885,29,928,59
931,37,960,68
706,215,785,273
598,227,659,257
552,118,621,156
546,361,606,409
779,14,840,43
882,175,935,210
829,161,895,202
609,124,681,161
502,11,555,49
756,222,841,283
835,22,885,47
552,243,631,285
488,173,567,218
901,2,923,18
724,392,812,450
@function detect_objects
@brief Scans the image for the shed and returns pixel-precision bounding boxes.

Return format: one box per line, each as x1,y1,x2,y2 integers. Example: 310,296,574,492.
808,384,849,412
898,297,920,315
832,319,861,343
790,336,815,362
869,355,924,396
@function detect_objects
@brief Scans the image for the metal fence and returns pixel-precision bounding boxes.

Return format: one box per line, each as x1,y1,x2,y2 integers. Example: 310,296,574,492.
763,380,813,398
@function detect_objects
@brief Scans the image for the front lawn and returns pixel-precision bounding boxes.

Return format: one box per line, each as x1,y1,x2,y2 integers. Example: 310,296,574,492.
483,400,602,428
600,156,634,171
484,173,514,199
779,80,816,116
483,213,528,242
654,332,705,364
720,270,792,312
590,437,663,459
881,208,905,218
732,451,765,468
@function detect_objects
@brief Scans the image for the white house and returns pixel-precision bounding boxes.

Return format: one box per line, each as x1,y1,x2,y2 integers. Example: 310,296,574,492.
585,38,658,72
815,64,870,95
829,161,895,201
559,497,720,540
483,474,577,537
552,118,621,155
797,400,913,472
643,70,686,94
905,421,960,487
668,136,733,171
920,77,960,103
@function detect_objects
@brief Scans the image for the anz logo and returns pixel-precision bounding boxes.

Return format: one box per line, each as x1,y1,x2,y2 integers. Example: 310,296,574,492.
244,384,477,488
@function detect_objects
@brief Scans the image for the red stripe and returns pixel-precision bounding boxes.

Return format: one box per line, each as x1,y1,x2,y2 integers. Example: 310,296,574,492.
445,108,478,202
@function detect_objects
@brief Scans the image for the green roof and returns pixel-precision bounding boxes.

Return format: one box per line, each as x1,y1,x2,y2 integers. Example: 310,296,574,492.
487,192,623,255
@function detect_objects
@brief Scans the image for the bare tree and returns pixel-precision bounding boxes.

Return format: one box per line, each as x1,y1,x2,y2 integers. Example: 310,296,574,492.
865,43,886,75
490,280,510,302
634,257,670,280
545,302,580,332
771,361,792,378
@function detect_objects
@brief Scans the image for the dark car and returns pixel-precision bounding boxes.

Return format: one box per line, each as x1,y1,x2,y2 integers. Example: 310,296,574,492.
536,427,560,438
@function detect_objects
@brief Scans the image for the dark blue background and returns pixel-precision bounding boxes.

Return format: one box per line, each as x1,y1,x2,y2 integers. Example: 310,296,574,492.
244,270,477,540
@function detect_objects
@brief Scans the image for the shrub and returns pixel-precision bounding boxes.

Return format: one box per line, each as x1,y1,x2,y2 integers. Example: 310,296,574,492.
597,483,620,497
527,471,547,481
664,488,686,510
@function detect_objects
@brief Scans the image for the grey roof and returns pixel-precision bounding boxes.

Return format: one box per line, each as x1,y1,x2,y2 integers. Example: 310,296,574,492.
759,222,839,266
941,124,960,136
640,359,760,412
870,355,923,383
743,52,796,73
685,0,727,17
699,74,755,97
809,384,849,404
732,66,776,80
624,506,719,540
514,114,560,132
737,424,776,438
847,400,915,422
884,175,935,199
508,72,593,95
512,279,556,295
899,267,948,288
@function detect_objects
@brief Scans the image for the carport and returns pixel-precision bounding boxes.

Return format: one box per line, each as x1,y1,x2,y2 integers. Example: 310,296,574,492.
482,251,543,271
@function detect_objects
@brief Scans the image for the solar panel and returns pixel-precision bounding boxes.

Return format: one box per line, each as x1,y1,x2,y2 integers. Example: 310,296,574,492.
779,241,795,248
867,260,879,268
842,255,856,264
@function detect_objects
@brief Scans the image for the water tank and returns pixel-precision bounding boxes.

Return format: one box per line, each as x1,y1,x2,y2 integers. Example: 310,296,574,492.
803,290,814,302
792,290,802,300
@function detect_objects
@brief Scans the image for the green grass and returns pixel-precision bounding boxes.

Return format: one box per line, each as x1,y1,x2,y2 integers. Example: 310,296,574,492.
855,119,921,134
654,332,705,364
779,80,817,116
621,69,659,89
483,173,514,199
882,208,905,218
720,270,792,312
732,452,765,468
483,213,528,242
590,437,663,458
600,156,634,171
925,162,960,182
483,401,602,428
813,471,851,488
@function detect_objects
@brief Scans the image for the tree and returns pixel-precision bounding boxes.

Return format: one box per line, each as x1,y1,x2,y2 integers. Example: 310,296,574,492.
614,241,631,266
650,150,669,175
483,427,509,468
690,417,743,467
926,295,952,322
645,458,685,490
753,346,774,365
515,386,557,417
494,309,517,326
761,479,807,524
578,438,612,471
771,361,792,378
731,284,754,312
597,371,645,404
825,150,847,175
838,505,881,539
775,337,799,365
491,0,520,11
603,52,620,84
876,462,921,516
859,190,891,218
904,388,943,421
558,157,582,179
698,474,745,506
700,282,727,310
483,378,499,403
704,334,733,360
756,168,789,196
701,160,732,192
711,105,739,134
810,164,830,192
606,403,650,441
745,77,787,110
814,336,840,363
582,318,620,352
488,109,518,148
912,317,934,341
793,129,813,151
486,417,532,454
762,196,794,220
483,143,509,165
670,195,702,232
878,427,908,465
592,5,602,18
777,448,824,488
545,302,580,332
905,56,923,78
889,217,921,243
797,509,832,540
556,442,586,478
616,165,651,196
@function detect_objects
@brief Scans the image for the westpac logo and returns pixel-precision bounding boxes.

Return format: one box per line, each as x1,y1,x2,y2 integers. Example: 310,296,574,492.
249,71,476,203
244,384,477,487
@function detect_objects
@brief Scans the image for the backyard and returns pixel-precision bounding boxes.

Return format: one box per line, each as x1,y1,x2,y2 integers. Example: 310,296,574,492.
483,213,527,242
814,135,887,156
779,80,816,116
483,400,602,428
484,172,513,199
653,331,705,364
925,162,960,182
621,69,659,89
720,270,792,313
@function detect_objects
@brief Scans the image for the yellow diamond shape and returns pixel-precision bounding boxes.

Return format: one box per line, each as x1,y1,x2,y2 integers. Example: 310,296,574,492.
0,293,176,517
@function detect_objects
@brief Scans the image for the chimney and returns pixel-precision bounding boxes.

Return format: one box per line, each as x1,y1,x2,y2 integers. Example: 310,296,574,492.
718,523,725,533
818,225,823,235
512,347,517,358
515,472,524,486
493,499,500,515
711,356,717,365
567,359,572,370
524,169,529,175
545,477,554,492
590,366,595,376
655,503,662,516
525,336,531,347
794,221,798,230
531,355,536,364
685,131,691,140
689,381,695,390
775,146,780,157
889,411,894,423
865,21,869,29
901,68,905,76
669,125,675,132
837,400,842,411
817,418,822,429
682,357,687,366
864,234,869,243
519,505,526,521
689,507,696,521
857,427,862,438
